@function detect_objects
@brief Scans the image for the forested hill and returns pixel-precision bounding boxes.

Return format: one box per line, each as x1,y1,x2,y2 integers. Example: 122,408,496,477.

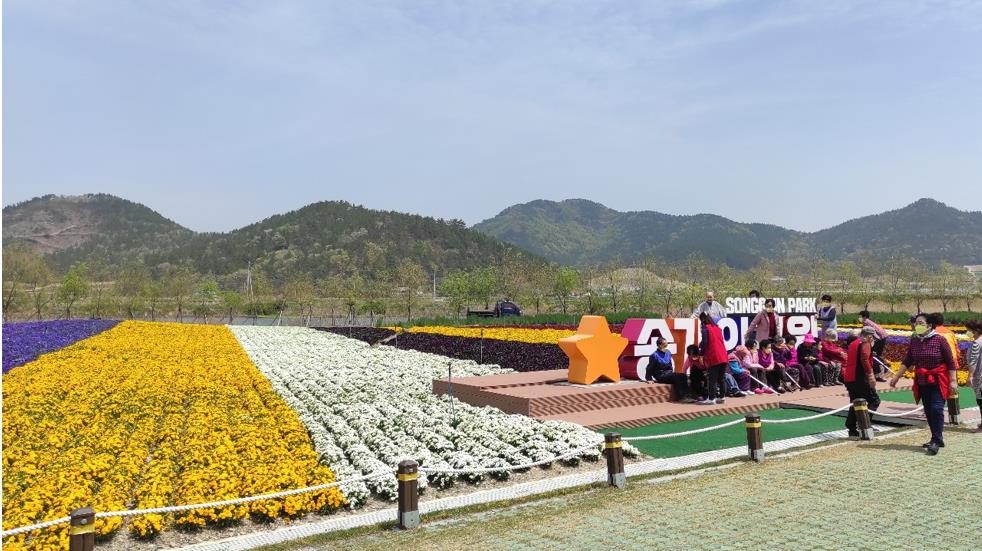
471,198,806,269
472,198,982,268
2,194,194,272
3,194,540,281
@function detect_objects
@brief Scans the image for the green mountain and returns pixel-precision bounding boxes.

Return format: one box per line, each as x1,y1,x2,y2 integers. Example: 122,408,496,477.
807,198,982,265
472,198,805,269
2,194,538,281
473,198,982,268
2,194,194,273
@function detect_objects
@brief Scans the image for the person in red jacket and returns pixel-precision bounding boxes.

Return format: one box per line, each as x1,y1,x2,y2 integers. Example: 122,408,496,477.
698,312,729,405
843,327,881,438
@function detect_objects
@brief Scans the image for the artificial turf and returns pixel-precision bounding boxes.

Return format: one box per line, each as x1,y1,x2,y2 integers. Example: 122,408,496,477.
596,407,848,458
878,388,979,408
602,388,980,459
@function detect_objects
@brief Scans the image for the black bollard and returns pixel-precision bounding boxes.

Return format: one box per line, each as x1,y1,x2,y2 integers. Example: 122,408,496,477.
69,507,95,551
745,414,764,462
397,460,420,529
604,432,626,488
853,398,874,441
947,391,961,425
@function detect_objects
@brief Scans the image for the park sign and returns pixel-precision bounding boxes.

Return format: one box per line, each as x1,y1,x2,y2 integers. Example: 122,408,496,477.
618,296,820,380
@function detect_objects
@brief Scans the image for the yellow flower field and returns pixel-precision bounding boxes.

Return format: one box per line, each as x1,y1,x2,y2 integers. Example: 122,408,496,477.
1,321,345,550
406,325,576,344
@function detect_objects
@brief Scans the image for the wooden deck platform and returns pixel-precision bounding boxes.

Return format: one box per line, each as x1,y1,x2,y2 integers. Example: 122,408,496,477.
432,369,942,429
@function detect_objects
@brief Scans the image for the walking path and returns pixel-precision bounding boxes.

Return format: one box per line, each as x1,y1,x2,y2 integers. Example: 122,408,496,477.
180,423,982,550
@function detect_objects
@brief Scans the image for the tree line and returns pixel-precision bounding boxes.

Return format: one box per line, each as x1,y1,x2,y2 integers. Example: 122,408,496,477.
3,246,980,324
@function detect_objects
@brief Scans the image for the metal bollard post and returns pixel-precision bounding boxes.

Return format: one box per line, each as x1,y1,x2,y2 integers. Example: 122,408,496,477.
604,432,626,488
745,414,764,462
397,460,420,529
69,507,95,551
853,398,874,441
947,391,961,425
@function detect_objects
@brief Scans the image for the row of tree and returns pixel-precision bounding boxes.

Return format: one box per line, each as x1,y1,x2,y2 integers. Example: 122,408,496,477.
3,246,980,324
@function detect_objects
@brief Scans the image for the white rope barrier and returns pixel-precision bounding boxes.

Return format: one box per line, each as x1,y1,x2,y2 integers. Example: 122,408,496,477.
94,469,395,519
760,403,854,424
0,399,935,538
419,441,601,475
870,405,925,417
3,443,606,536
622,417,746,442
0,516,71,538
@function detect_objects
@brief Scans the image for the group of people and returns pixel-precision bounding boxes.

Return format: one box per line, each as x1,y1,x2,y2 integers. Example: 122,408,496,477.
649,290,982,456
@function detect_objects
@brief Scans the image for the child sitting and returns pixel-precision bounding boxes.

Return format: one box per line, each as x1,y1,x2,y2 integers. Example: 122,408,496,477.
684,344,708,401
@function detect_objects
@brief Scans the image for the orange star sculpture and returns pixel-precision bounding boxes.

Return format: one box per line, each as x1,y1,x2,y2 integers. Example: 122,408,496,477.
559,315,628,385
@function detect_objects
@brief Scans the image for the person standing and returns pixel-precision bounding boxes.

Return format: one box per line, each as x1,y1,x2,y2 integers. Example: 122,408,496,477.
965,319,982,433
747,298,780,344
698,312,729,405
692,291,727,320
816,294,837,335
930,312,961,369
843,327,881,438
858,310,889,355
889,313,958,455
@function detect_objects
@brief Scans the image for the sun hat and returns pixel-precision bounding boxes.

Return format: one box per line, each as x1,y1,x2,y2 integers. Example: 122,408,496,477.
860,326,876,336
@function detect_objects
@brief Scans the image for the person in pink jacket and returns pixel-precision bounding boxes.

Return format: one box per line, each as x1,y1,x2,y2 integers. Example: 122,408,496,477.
747,298,780,343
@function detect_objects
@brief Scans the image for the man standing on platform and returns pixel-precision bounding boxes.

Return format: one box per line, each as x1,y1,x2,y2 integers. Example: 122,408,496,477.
843,327,880,438
692,291,727,320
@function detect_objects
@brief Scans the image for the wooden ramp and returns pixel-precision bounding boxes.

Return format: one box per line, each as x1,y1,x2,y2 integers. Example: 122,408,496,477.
433,370,931,429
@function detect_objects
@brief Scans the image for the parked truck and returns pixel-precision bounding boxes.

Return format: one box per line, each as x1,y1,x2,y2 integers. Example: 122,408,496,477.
466,300,522,318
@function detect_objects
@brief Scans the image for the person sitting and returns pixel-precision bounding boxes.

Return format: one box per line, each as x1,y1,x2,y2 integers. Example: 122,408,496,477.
784,335,802,386
684,344,708,401
771,336,797,392
818,328,847,385
796,334,823,389
734,339,770,394
645,337,695,403
727,352,754,396
759,339,788,393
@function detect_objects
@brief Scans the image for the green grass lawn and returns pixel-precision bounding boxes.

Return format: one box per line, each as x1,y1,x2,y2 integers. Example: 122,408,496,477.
597,407,848,458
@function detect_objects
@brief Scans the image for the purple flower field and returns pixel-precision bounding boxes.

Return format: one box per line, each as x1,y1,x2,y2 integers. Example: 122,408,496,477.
2,319,120,374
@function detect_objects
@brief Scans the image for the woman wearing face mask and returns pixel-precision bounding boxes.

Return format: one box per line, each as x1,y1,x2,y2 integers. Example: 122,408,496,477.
889,313,958,455
965,320,982,433
646,337,696,403
747,298,779,344
816,294,837,336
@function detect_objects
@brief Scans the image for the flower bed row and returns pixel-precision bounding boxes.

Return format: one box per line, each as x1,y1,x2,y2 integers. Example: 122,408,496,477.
228,326,630,507
2,320,120,374
1,321,344,549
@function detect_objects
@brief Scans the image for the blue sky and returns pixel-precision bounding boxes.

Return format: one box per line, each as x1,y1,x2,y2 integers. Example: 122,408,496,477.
3,1,981,233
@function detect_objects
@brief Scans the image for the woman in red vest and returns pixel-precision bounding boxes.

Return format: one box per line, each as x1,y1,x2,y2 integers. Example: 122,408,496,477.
889,313,957,455
698,312,729,405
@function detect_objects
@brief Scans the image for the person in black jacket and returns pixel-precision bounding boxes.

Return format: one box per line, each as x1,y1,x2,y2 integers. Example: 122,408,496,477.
646,337,694,403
